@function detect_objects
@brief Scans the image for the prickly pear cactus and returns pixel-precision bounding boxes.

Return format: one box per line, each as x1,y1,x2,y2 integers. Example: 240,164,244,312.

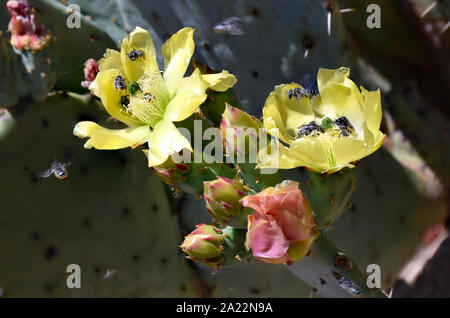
0,0,448,299
0,94,199,297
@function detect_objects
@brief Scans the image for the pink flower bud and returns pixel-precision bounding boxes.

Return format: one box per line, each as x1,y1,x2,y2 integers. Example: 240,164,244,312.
152,157,190,185
241,180,316,264
180,224,225,267
81,59,99,89
220,104,262,159
7,0,51,51
203,177,247,220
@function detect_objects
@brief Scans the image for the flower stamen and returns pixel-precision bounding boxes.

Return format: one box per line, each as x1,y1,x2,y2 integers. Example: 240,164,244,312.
125,71,171,127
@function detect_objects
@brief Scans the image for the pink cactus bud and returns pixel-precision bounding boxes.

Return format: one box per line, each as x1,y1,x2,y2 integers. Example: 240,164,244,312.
7,0,51,51
203,177,247,220
220,104,263,159
180,224,225,267
241,180,316,265
152,157,190,186
81,59,99,89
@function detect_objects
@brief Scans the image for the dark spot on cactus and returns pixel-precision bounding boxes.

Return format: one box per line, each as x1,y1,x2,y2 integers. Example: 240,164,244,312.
152,204,158,212
324,1,337,13
203,42,211,51
41,118,49,128
122,207,130,216
81,218,91,228
161,258,167,265
90,35,97,43
399,215,406,224
23,165,29,171
151,12,160,22
320,278,326,285
302,35,315,50
44,245,58,261
44,284,54,292
77,113,96,122
336,254,352,269
180,284,186,292
250,287,260,295
30,231,40,241
118,153,128,166
249,7,260,17
250,70,259,79
350,204,357,212
29,172,38,184
79,164,89,175
133,254,139,261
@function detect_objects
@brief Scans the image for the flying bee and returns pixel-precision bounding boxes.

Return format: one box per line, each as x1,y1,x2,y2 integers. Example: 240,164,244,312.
39,161,71,180
114,75,126,91
128,50,145,61
213,17,244,35
334,116,354,137
120,95,130,107
288,87,313,101
298,121,324,138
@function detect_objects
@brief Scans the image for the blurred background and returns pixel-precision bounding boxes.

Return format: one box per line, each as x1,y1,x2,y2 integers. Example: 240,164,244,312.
0,0,448,297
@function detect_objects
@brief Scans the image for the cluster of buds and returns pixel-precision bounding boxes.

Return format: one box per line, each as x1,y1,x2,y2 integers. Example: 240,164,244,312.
203,177,247,221
152,157,190,186
7,0,51,51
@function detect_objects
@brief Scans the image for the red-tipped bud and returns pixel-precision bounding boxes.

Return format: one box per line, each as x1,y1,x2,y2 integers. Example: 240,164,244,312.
203,177,247,220
7,0,51,51
152,157,190,186
220,104,262,160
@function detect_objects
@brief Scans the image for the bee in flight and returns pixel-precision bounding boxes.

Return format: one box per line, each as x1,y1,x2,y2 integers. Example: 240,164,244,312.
213,17,244,35
39,161,72,180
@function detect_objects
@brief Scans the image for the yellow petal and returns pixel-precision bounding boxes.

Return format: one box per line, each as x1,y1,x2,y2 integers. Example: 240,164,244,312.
360,87,382,134
74,121,151,150
201,70,237,92
290,137,329,170
163,68,208,122
317,67,364,132
161,27,195,95
120,27,159,82
362,123,385,158
92,69,142,126
257,139,307,170
263,83,315,144
98,49,123,72
331,137,367,167
146,120,193,167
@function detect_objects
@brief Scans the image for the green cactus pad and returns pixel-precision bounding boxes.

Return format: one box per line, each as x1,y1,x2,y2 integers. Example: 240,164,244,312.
0,93,200,297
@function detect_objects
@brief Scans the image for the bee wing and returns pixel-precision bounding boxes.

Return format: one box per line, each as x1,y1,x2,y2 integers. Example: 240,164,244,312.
38,169,53,178
62,162,72,168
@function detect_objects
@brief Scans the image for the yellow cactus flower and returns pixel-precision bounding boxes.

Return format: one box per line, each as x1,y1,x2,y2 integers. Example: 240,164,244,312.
74,27,237,167
258,67,385,173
